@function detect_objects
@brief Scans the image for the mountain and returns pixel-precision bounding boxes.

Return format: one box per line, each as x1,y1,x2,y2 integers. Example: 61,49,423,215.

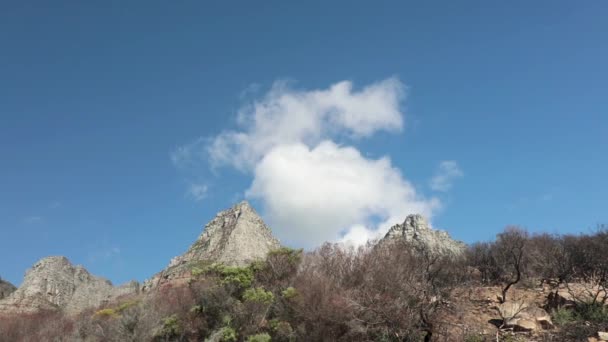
0,278,16,300
0,256,139,314
144,201,281,289
381,214,466,256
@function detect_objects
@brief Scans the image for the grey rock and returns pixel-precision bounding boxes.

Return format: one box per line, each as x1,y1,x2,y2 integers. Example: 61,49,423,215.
144,201,281,290
381,214,466,256
0,278,16,300
0,256,139,314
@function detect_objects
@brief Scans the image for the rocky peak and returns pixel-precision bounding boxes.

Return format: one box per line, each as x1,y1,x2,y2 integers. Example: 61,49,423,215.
382,214,466,256
145,201,281,289
0,278,16,300
171,201,281,267
0,256,139,314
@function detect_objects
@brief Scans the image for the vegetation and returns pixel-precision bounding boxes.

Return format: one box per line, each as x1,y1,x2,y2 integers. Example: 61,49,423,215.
2,228,608,341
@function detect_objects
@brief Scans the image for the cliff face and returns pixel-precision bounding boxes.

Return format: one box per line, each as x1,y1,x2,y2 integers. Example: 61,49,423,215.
144,201,281,289
0,279,16,300
381,214,466,256
0,256,139,314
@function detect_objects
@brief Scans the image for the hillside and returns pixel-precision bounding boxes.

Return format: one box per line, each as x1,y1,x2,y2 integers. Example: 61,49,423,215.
0,202,607,341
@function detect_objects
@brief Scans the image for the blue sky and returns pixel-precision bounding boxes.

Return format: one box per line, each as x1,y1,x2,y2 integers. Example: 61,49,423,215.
1,1,607,286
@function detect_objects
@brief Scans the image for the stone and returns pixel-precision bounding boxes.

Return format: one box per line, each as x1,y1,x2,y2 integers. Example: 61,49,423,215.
0,278,16,300
381,214,466,256
0,256,139,314
498,301,553,332
144,201,281,290
598,332,608,341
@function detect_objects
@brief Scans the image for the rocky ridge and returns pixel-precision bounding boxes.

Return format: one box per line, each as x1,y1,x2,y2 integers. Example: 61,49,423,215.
144,201,281,289
381,214,466,256
0,278,16,300
0,256,139,314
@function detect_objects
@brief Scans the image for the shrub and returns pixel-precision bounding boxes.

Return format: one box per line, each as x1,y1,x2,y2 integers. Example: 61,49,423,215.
575,302,608,322
243,287,275,305
247,332,272,342
551,307,575,326
116,299,140,312
218,265,255,288
281,287,298,300
156,314,181,339
221,326,238,341
94,308,119,319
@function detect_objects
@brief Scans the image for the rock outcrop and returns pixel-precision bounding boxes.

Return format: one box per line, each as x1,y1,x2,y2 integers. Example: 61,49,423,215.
144,201,281,289
497,301,553,332
0,256,139,314
381,214,466,256
0,278,16,300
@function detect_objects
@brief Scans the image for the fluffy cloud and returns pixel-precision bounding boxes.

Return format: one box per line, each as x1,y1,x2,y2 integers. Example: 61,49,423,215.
247,141,439,247
176,78,449,247
208,78,405,171
430,161,463,192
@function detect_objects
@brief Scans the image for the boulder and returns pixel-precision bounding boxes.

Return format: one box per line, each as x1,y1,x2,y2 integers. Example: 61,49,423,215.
498,301,553,332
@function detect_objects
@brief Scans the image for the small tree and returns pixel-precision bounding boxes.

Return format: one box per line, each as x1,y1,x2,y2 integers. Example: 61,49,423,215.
493,226,528,303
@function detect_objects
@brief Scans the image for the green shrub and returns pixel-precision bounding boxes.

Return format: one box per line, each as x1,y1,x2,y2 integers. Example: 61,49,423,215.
221,327,238,342
270,320,293,340
551,307,575,325
247,333,272,342
202,263,254,288
576,302,608,322
190,304,203,314
116,299,139,312
157,314,181,339
243,287,274,305
191,266,205,277
281,287,298,300
267,247,303,264
94,308,119,319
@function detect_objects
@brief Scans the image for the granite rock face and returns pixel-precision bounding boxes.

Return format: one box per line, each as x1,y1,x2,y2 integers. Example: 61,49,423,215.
382,214,466,256
0,256,139,314
144,201,281,289
0,278,16,300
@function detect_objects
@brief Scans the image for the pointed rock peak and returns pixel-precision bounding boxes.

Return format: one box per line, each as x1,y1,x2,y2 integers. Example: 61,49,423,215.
144,202,282,290
402,214,430,231
235,200,253,210
382,214,466,256
172,201,281,267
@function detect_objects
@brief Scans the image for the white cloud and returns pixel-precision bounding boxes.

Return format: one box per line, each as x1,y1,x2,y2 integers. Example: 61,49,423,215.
247,141,439,247
174,78,447,247
188,183,208,201
430,161,463,192
207,78,405,171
